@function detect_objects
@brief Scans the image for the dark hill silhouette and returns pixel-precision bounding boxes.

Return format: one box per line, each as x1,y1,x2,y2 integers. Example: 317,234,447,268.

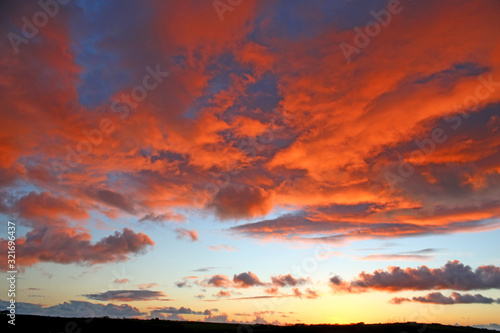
0,314,491,333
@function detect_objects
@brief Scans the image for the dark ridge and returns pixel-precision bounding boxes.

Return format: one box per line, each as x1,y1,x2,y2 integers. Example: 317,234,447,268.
0,314,491,333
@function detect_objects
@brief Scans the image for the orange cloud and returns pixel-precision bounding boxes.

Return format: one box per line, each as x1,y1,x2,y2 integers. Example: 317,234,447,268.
208,185,275,220
1,0,500,259
1,228,154,269
175,228,199,242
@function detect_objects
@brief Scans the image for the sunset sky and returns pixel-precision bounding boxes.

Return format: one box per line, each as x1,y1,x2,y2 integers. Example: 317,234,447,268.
1,0,500,329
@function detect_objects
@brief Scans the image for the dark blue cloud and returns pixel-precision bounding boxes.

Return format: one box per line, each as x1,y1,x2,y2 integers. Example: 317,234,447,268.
71,0,157,107
0,299,145,318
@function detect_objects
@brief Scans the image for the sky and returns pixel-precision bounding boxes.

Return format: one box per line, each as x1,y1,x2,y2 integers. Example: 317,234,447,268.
1,0,500,329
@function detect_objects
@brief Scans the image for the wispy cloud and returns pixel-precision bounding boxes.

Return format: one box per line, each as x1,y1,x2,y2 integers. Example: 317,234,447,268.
83,290,170,302
175,228,199,242
207,245,239,252
136,283,160,290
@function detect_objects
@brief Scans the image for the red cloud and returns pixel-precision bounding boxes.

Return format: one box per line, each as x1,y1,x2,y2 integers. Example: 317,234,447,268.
215,290,232,298
138,212,186,224
136,283,159,290
388,297,411,305
1,228,154,269
230,211,500,244
203,275,233,288
292,287,319,299
271,274,310,287
202,271,266,289
92,189,137,214
304,288,320,299
1,0,500,262
231,116,268,138
233,271,264,288
264,287,279,295
15,191,89,224
175,228,199,242
208,185,274,220
292,288,302,298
